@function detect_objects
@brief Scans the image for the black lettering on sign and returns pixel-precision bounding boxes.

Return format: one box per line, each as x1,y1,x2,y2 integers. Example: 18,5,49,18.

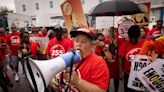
134,62,138,71
144,68,155,78
134,62,148,71
144,68,164,91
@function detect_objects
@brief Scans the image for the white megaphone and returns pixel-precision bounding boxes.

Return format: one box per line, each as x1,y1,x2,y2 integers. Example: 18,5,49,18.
23,50,81,92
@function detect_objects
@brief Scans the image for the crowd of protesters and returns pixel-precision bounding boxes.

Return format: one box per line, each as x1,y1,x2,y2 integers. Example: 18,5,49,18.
0,19,163,92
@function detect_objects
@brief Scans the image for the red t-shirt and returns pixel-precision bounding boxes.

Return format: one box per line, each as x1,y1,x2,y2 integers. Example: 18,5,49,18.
0,34,7,57
29,41,39,57
38,33,47,37
6,32,21,55
76,53,109,90
0,51,3,61
45,37,73,58
118,40,144,74
148,27,164,37
58,53,110,91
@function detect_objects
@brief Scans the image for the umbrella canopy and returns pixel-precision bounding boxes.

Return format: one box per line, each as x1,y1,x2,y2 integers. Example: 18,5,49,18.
88,0,143,16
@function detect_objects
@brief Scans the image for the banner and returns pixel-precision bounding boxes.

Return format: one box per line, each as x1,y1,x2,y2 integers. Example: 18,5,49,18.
60,0,88,33
30,37,49,54
132,2,151,26
138,59,164,92
128,55,150,91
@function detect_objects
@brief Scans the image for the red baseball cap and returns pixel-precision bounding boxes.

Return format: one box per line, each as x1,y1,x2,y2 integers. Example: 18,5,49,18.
70,28,94,40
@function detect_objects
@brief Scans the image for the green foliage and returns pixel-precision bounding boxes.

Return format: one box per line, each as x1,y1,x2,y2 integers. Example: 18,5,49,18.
0,6,13,16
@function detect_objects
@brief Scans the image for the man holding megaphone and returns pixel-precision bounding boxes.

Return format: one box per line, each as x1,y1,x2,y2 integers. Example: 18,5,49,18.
49,28,110,92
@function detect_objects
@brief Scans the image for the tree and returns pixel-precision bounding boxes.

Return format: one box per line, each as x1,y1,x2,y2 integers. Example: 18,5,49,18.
0,6,13,29
0,6,13,16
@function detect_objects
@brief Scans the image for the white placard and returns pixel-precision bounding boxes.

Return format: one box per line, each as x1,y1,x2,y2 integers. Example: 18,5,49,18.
96,17,114,29
138,59,164,92
128,55,150,91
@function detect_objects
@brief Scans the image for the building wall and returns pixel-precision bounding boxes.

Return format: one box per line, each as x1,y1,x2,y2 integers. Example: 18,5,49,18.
14,0,163,27
14,0,102,27
7,13,32,28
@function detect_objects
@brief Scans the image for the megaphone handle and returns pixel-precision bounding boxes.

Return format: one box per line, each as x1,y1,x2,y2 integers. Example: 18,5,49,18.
69,50,76,82
64,50,76,92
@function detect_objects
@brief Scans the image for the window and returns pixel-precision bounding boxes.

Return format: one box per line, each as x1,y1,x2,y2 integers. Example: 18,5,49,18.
99,0,103,3
82,0,85,4
22,4,26,11
49,1,53,8
35,3,39,10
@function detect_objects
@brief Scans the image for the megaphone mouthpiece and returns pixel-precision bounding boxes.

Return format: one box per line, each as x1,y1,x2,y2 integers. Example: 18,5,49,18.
60,50,81,68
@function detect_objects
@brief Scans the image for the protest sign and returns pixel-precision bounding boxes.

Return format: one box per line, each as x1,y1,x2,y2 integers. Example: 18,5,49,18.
118,20,134,39
138,59,164,92
30,37,49,54
61,0,88,33
128,55,150,91
132,2,150,26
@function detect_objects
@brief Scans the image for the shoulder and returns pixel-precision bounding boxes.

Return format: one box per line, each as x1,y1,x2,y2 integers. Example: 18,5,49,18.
88,53,107,66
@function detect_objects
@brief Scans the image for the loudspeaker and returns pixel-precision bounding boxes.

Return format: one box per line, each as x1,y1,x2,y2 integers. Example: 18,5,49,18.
23,50,81,92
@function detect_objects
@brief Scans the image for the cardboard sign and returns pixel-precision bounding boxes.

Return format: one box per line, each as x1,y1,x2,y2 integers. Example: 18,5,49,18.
30,37,49,54
138,59,164,92
128,55,150,91
132,2,150,26
60,0,88,33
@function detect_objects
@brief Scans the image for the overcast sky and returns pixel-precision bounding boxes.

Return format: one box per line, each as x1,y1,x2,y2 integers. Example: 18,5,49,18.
0,0,15,11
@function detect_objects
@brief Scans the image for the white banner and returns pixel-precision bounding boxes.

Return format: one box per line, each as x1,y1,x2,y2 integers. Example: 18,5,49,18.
128,55,150,91
138,59,164,92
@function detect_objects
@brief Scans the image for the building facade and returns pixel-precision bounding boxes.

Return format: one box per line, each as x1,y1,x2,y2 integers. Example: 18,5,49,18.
14,0,104,27
14,0,163,27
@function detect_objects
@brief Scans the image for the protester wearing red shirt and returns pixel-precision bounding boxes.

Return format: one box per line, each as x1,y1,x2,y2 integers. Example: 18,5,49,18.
0,50,9,92
6,23,21,82
0,27,7,59
118,25,144,92
0,27,7,70
107,27,120,92
94,32,116,92
45,27,73,59
29,27,39,37
148,20,164,38
62,28,74,48
50,28,109,92
38,27,48,37
19,31,40,59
